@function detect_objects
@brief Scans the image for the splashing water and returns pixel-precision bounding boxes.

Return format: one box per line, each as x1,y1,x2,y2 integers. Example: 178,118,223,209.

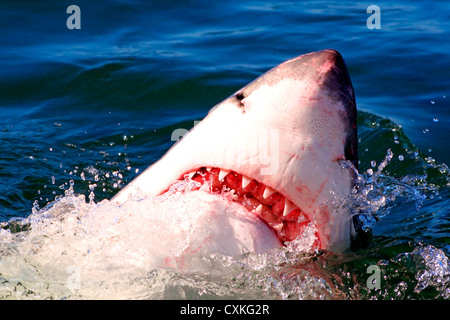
1,108,449,300
0,180,321,299
368,245,450,299
0,143,447,300
346,148,436,234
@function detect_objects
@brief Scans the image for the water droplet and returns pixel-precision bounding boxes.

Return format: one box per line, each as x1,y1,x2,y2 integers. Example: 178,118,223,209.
386,149,393,160
371,160,377,168
398,155,404,161
393,134,400,144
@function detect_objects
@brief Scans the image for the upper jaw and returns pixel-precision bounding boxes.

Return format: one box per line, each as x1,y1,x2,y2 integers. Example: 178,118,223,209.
182,167,300,217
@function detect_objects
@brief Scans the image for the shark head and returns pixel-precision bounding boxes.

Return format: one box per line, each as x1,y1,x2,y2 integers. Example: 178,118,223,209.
113,49,358,253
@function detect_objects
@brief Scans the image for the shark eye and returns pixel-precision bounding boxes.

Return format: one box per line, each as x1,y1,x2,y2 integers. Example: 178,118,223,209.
235,92,245,101
235,92,245,110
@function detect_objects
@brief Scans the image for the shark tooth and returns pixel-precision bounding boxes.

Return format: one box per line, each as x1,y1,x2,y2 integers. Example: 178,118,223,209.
187,171,196,179
272,223,283,233
242,175,252,188
218,169,230,181
263,186,276,199
283,199,296,217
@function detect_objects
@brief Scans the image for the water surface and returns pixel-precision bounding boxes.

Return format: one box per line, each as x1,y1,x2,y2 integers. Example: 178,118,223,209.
0,0,448,299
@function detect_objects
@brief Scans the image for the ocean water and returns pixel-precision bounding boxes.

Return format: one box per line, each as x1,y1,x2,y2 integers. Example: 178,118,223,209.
0,0,449,300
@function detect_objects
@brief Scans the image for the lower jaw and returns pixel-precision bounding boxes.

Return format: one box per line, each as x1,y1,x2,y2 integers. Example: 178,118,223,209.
178,167,321,248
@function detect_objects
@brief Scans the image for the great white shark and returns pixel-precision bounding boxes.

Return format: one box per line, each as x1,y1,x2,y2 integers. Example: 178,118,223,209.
112,49,358,256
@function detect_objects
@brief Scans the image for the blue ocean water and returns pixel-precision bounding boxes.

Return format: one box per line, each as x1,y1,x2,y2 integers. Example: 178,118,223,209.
0,0,449,299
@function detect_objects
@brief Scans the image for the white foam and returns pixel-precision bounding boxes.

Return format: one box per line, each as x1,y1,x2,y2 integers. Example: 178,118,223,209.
0,184,284,298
